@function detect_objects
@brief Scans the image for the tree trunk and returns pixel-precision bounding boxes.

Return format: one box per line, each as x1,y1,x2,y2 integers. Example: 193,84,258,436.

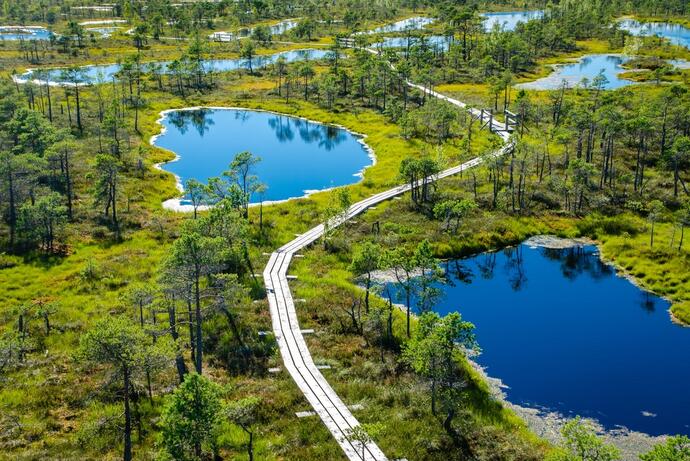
75,85,82,132
64,153,73,220
443,408,455,436
187,297,196,366
194,275,203,374
46,82,52,122
7,168,16,249
168,301,188,383
123,367,133,461
431,379,437,415
364,275,370,313
679,226,685,252
112,175,119,240
248,430,254,461
406,289,411,338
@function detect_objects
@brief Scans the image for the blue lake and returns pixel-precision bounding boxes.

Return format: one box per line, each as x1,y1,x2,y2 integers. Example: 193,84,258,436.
517,54,634,90
482,11,544,32
0,26,53,40
18,49,329,85
619,19,690,50
382,242,690,437
153,109,372,204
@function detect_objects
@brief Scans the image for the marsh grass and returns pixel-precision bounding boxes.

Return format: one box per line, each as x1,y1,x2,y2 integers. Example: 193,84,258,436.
1,26,688,460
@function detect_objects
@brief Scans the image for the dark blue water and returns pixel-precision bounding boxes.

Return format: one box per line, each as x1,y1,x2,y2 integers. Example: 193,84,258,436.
383,243,690,436
517,54,633,90
153,109,372,203
619,19,690,50
19,49,329,85
0,26,53,40
482,11,544,32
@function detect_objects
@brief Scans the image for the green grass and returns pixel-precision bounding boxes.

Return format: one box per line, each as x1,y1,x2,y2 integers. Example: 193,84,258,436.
586,216,690,325
288,236,549,460
2,31,689,461
0,61,499,459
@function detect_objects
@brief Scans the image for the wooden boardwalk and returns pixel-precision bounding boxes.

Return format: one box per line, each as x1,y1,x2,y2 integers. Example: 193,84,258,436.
263,55,513,460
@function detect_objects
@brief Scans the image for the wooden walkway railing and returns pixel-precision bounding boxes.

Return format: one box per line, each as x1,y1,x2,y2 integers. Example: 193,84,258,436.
263,44,513,461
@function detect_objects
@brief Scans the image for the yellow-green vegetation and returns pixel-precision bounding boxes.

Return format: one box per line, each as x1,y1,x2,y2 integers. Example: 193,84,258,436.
590,218,690,325
2,1,690,460
0,47,499,458
626,14,690,29
288,218,552,459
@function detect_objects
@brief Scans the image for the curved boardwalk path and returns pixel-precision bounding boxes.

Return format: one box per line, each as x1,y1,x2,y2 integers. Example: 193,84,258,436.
263,56,513,460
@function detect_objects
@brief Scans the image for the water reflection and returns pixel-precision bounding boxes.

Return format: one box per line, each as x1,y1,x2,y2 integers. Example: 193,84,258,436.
442,259,474,285
482,11,544,32
640,292,657,314
477,251,497,280
265,116,348,150
503,246,527,291
17,49,330,86
153,108,371,203
374,35,449,51
210,19,298,42
541,246,613,281
365,16,433,34
516,54,633,90
619,19,690,50
0,26,53,40
167,109,215,137
380,242,689,436
267,116,295,142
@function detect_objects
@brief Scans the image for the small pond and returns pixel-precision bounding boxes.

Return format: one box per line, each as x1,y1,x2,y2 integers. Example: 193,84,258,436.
0,26,53,40
268,19,298,35
365,16,434,34
374,35,449,50
17,49,329,85
153,108,373,204
516,54,634,90
210,19,298,42
482,11,544,32
382,241,690,437
517,54,690,91
619,19,690,50
85,26,121,37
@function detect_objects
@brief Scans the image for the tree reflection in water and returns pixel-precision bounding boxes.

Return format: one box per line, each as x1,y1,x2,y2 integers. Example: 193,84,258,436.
540,246,612,281
443,259,474,287
266,116,347,150
267,116,295,142
167,109,215,137
503,246,527,291
476,251,497,280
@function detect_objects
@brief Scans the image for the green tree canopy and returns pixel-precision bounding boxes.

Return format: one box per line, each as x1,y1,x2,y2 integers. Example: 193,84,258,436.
161,373,224,461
